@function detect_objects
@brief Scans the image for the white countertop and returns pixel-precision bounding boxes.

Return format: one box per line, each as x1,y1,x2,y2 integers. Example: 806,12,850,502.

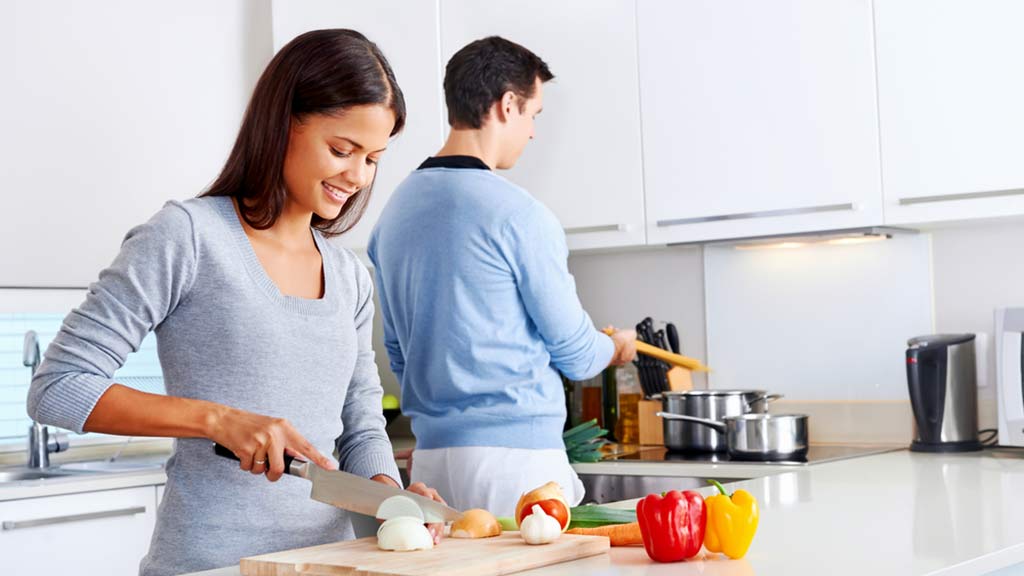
181,447,1024,576
0,466,168,501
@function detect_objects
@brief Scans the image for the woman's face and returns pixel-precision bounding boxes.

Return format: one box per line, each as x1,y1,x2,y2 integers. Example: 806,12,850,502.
282,105,395,220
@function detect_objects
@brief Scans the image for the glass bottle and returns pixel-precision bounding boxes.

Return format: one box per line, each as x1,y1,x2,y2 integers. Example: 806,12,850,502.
614,366,642,445
581,376,603,427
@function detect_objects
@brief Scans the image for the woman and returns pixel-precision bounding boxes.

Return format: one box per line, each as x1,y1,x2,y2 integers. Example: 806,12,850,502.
26,29,442,575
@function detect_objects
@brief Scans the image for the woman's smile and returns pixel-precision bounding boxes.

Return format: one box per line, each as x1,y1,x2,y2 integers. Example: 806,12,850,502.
323,180,355,204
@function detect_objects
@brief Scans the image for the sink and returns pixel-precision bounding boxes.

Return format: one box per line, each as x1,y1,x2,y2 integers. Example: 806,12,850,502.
577,474,748,504
0,457,166,485
0,469,84,482
59,458,165,473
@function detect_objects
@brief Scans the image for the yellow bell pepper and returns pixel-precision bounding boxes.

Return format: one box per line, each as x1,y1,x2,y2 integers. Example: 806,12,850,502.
704,479,759,559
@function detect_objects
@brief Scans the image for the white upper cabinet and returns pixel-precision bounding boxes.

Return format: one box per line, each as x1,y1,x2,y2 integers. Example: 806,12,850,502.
638,0,883,245
875,0,1024,225
0,1,266,287
439,0,647,250
272,1,445,255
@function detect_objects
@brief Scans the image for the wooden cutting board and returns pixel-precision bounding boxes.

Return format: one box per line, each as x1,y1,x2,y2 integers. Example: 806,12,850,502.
240,532,609,576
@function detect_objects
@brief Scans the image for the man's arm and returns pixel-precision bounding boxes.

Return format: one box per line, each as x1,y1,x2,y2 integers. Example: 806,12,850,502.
502,203,635,380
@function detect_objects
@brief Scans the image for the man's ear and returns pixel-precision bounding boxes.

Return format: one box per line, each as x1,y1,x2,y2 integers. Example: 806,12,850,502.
497,91,518,122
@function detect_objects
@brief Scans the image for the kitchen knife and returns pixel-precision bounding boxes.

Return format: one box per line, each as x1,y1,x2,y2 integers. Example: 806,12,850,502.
666,323,681,355
635,321,656,398
212,443,460,522
654,329,671,391
644,320,667,393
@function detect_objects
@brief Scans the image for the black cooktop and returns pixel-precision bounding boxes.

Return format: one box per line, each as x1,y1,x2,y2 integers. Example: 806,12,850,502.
604,444,903,466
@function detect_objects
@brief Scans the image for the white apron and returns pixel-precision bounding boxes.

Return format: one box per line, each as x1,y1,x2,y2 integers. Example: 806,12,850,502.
410,446,585,518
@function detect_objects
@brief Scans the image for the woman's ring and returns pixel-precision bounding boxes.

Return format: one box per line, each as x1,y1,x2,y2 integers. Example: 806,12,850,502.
255,459,266,465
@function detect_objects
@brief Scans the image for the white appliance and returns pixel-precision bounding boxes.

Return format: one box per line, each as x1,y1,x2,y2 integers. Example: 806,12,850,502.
997,308,1024,446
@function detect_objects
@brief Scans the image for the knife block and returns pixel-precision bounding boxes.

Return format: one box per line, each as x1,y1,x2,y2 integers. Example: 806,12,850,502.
666,366,693,391
638,399,664,445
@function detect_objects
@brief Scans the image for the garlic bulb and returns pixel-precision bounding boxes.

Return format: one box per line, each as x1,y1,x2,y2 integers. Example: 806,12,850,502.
377,516,433,551
519,504,562,545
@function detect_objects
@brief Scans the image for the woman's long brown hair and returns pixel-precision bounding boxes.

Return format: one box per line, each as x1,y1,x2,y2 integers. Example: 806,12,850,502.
202,29,405,237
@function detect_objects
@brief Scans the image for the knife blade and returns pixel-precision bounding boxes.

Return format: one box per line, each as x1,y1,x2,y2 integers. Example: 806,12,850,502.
213,443,460,522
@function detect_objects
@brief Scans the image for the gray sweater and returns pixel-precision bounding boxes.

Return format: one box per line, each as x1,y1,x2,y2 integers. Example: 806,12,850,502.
27,196,401,576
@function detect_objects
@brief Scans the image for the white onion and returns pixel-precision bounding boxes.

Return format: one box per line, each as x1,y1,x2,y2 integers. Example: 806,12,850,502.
375,495,424,522
376,516,434,551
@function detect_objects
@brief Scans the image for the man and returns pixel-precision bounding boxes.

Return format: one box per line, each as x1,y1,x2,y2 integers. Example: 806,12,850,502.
368,36,637,515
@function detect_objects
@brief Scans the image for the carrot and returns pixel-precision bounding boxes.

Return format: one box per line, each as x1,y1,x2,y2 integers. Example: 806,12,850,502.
566,522,643,546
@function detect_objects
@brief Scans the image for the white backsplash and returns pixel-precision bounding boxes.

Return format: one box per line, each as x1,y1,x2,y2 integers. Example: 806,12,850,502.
704,234,934,400
570,246,708,389
931,219,1024,430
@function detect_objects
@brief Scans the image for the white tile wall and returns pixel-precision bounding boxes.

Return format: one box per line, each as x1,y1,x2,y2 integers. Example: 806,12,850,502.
0,311,163,442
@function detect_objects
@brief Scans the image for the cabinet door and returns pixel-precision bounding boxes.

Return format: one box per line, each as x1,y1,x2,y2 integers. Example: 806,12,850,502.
0,486,157,576
272,0,445,255
876,0,1024,224
440,0,647,250
638,0,882,244
0,2,263,287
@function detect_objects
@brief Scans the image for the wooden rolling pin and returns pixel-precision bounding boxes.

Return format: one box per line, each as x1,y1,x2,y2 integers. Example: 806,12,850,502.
602,328,710,372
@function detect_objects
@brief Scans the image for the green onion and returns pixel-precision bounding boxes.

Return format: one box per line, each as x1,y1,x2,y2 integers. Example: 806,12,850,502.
564,419,610,463
566,504,637,529
496,516,518,531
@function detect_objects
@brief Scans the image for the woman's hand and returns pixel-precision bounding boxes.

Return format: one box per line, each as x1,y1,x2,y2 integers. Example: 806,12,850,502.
208,406,335,482
372,475,448,544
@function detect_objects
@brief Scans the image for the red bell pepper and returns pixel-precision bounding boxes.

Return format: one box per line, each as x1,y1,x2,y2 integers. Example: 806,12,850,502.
636,490,706,562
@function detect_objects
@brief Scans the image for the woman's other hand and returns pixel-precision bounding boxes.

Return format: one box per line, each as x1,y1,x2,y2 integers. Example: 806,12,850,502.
372,476,448,544
209,407,336,482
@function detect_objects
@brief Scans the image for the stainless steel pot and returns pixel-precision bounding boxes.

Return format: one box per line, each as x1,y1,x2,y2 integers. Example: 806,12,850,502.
661,390,783,453
657,412,809,460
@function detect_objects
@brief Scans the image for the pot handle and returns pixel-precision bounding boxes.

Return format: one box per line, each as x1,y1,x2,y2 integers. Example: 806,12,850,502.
746,393,784,409
655,412,728,434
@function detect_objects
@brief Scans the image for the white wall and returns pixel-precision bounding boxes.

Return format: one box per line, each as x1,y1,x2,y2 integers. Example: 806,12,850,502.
569,246,708,389
931,219,1024,429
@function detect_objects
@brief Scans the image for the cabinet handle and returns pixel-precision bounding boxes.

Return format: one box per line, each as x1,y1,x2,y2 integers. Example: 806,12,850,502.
898,188,1024,206
2,505,146,530
564,224,626,235
656,203,856,228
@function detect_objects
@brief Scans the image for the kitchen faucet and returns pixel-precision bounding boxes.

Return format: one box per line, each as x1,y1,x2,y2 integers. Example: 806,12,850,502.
23,330,67,468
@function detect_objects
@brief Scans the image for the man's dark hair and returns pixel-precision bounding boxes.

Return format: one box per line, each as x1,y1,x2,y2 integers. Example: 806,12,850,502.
443,36,554,130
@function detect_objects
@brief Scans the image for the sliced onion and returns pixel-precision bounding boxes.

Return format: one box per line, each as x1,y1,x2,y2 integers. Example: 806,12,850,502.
377,516,433,551
376,495,424,522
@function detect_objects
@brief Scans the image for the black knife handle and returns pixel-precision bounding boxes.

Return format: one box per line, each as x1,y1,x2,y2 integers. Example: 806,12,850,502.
654,329,668,351
666,323,681,354
213,442,298,474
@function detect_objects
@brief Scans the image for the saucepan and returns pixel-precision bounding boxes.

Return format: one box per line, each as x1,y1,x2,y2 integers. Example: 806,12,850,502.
656,412,809,460
661,390,784,453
